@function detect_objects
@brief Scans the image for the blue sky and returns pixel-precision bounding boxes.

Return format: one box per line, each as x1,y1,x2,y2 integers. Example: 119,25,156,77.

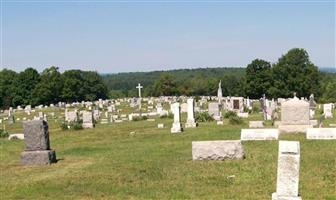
1,1,335,73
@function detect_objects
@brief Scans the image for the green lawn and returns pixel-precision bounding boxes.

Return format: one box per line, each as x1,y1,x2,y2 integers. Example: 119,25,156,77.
0,112,335,199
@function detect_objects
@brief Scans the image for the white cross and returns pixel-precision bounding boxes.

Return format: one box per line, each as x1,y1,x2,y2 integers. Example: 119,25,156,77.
136,83,143,98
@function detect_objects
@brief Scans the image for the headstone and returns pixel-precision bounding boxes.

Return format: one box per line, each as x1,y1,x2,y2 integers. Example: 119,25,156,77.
278,96,311,134
21,120,57,165
208,102,221,121
237,112,249,118
158,123,164,128
272,141,301,200
171,103,182,133
82,111,94,128
66,111,77,122
306,128,336,140
185,98,197,128
241,129,278,140
249,121,264,128
192,140,245,160
180,103,188,113
323,104,333,118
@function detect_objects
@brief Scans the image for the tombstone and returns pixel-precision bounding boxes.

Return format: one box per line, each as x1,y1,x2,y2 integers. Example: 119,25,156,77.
21,120,57,165
171,103,182,133
217,80,223,104
249,121,264,128
323,104,333,118
8,115,15,124
82,111,94,128
306,128,336,140
158,123,164,128
278,96,312,134
180,103,188,113
185,98,197,128
192,140,245,160
241,129,278,140
8,133,24,140
272,141,301,200
66,111,78,122
208,102,221,121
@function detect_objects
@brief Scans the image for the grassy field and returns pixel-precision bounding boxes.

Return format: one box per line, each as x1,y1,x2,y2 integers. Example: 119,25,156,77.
0,111,335,200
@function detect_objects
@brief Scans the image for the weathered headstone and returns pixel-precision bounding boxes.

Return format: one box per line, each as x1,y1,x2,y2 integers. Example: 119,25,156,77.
249,121,264,128
241,129,278,140
208,102,221,121
21,120,57,165
272,141,301,200
278,96,311,134
192,140,245,160
185,98,197,128
171,103,182,133
323,103,333,118
82,111,94,128
306,128,336,140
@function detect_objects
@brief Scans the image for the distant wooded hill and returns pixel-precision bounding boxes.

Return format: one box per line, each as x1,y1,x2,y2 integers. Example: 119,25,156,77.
102,67,246,98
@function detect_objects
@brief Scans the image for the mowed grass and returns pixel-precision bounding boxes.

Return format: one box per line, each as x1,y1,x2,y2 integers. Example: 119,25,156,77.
0,115,335,199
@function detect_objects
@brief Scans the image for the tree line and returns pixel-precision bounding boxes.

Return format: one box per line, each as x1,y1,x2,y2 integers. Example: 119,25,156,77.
1,48,335,109
105,48,335,102
0,67,107,108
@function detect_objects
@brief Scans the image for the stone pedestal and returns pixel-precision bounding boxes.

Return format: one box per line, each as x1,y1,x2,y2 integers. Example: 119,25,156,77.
272,141,301,200
21,120,57,165
21,150,56,165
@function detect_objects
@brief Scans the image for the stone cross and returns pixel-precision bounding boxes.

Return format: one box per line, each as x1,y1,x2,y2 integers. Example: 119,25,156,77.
272,141,301,200
136,83,143,98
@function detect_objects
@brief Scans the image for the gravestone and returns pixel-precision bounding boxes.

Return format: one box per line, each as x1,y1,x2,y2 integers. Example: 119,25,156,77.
21,120,57,165
306,128,336,140
66,111,77,122
180,103,188,113
192,140,245,160
217,80,223,104
249,121,264,128
185,98,197,128
323,104,333,118
208,102,221,121
241,129,278,140
278,96,311,134
171,103,182,133
82,111,94,128
272,141,301,200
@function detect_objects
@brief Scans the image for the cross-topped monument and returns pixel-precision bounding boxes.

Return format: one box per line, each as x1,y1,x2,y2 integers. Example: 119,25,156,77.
136,83,143,98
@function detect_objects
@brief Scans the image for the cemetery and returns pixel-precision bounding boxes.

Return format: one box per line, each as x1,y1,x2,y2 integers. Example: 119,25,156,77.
1,2,335,199
0,91,335,199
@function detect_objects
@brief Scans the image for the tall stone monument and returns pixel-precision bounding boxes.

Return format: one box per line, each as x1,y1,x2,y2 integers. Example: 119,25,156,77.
21,120,57,165
217,80,223,104
278,95,312,134
185,98,197,128
272,141,301,200
171,103,182,133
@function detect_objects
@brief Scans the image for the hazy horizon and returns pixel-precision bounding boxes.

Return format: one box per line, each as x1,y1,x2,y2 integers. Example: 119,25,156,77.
2,1,335,73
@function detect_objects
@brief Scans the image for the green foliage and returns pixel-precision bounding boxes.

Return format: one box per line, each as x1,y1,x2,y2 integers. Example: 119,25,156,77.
0,129,9,138
0,67,108,109
60,120,83,131
252,102,261,113
195,112,214,122
223,111,237,119
132,116,148,121
269,48,320,98
245,59,271,98
228,115,244,125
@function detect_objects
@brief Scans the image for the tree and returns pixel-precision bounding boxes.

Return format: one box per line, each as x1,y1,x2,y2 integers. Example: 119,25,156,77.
0,69,19,108
245,59,271,98
153,73,177,96
13,68,40,106
33,66,63,105
82,71,108,101
61,70,84,102
269,48,320,98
